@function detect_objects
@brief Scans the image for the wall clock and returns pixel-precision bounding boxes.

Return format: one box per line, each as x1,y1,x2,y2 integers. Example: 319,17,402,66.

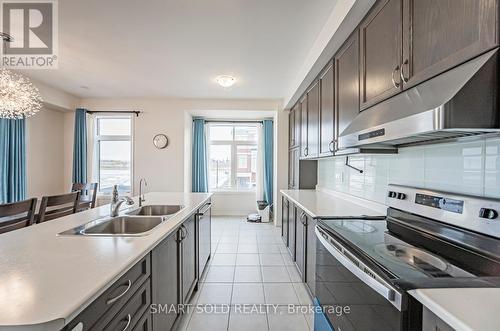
153,134,169,149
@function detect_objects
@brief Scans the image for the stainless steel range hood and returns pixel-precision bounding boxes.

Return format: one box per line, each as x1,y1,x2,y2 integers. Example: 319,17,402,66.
339,48,500,150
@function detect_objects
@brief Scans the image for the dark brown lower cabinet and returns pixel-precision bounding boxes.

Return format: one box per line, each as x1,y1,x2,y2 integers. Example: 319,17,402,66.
281,197,317,297
99,279,151,331
196,202,211,281
295,210,306,280
281,197,289,246
151,213,201,331
62,256,151,331
152,230,179,330
288,203,296,260
181,215,197,303
305,217,317,296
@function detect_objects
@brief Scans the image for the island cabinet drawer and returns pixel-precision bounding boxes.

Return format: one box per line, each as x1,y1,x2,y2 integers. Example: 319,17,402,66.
97,279,151,331
63,254,151,331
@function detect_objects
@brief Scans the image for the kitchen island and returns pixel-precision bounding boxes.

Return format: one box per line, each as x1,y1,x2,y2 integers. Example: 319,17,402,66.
0,192,211,331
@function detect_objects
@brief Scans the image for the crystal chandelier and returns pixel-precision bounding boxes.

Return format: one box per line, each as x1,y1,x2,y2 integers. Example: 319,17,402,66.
0,33,43,119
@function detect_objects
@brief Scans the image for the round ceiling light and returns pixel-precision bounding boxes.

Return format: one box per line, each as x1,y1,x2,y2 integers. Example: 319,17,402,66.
215,75,236,88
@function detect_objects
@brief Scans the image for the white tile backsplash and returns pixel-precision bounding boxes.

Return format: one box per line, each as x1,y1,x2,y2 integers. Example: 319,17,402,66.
317,137,500,204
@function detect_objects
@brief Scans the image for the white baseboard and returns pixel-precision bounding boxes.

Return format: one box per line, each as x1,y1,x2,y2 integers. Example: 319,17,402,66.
211,210,255,216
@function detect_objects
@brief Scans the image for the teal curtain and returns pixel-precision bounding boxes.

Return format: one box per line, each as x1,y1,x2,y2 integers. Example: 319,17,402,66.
0,118,26,203
263,120,273,205
192,118,208,192
72,108,87,184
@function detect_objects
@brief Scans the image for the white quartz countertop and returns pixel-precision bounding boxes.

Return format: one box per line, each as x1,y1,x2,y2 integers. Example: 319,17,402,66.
0,192,211,331
410,288,500,331
280,189,386,218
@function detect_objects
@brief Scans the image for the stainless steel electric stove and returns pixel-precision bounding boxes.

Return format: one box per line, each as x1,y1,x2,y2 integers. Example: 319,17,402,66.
315,185,500,331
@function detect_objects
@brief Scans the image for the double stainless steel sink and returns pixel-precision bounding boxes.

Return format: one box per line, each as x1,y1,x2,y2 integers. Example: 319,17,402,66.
59,205,184,236
126,205,183,217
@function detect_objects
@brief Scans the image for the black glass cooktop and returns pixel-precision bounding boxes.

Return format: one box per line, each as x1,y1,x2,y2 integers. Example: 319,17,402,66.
318,219,477,280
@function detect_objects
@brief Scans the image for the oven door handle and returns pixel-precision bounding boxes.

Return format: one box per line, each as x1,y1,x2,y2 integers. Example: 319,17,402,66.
315,226,402,311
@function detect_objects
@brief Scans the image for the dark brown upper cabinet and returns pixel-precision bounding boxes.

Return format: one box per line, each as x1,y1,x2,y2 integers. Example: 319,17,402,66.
360,0,403,111
335,30,360,141
288,148,297,189
294,104,301,147
305,81,320,158
319,63,335,157
289,104,301,149
401,0,498,89
300,96,308,158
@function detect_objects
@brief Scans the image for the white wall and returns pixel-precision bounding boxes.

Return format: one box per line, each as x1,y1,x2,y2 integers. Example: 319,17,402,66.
317,137,500,204
26,107,67,199
34,78,80,111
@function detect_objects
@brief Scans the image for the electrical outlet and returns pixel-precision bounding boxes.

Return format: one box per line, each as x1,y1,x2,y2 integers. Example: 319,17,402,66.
335,171,345,183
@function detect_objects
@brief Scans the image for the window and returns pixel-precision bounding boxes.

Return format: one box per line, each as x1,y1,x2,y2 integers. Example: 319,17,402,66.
94,115,133,194
208,124,258,192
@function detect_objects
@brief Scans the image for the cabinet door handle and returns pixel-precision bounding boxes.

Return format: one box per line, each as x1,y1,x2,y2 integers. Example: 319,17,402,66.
328,141,334,153
178,225,187,241
121,314,132,331
400,59,409,83
197,202,212,216
106,280,132,305
304,147,308,156
391,65,401,88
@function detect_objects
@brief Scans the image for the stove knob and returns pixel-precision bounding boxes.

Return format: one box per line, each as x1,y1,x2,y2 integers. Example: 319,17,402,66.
479,208,498,220
388,191,397,198
397,193,407,200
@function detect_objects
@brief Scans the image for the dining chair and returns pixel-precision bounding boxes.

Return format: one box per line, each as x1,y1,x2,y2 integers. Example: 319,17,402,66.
71,182,98,210
37,192,80,223
0,198,38,234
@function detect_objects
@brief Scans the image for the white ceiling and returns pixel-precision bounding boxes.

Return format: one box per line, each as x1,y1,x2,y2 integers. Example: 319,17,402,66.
21,0,339,100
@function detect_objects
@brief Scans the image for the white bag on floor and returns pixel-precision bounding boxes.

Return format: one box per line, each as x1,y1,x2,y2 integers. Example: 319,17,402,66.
258,205,270,223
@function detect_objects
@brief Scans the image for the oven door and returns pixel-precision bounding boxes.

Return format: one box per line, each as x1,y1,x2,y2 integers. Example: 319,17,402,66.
315,226,403,331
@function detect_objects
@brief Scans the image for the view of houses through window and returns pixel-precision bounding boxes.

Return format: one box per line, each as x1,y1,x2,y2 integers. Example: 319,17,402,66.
208,123,258,192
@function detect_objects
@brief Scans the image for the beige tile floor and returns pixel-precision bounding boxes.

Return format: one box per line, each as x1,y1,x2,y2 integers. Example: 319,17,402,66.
175,216,314,331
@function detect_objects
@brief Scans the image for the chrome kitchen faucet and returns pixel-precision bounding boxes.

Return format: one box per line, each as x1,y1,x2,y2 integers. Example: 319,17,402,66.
110,185,134,217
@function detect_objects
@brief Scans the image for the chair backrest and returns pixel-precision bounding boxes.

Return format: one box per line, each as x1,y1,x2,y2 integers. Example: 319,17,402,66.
0,198,37,234
38,192,80,223
72,182,98,208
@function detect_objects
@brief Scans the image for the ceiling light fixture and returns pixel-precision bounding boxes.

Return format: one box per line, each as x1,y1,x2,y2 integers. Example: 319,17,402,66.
215,75,236,88
0,33,43,119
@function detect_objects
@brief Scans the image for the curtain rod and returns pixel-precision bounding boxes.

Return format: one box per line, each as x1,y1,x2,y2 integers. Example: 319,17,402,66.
202,120,265,124
86,110,141,117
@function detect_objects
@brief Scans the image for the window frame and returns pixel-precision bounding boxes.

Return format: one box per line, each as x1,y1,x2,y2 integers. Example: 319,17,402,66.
93,114,134,195
207,122,258,193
